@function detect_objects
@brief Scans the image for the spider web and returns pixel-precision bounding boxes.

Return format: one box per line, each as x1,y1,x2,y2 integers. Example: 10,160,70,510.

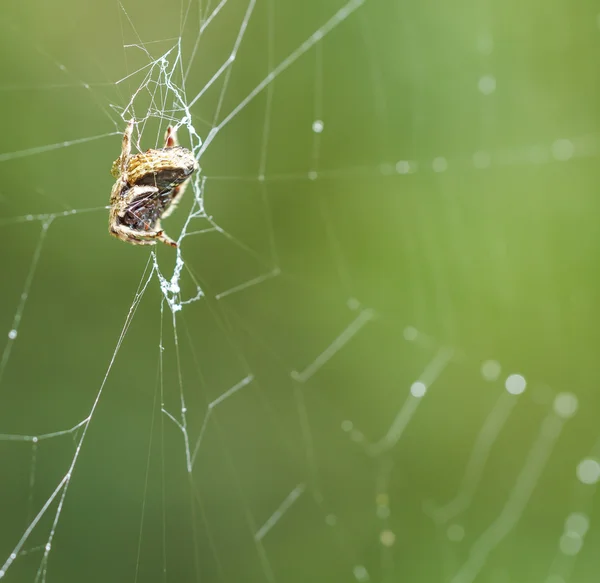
0,1,599,582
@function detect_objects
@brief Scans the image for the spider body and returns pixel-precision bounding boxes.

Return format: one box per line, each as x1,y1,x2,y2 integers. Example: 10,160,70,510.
109,120,198,247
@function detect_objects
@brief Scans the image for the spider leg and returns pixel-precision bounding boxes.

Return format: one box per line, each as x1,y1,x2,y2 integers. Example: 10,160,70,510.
109,223,159,246
164,125,178,148
155,228,178,248
121,120,134,173
109,222,177,247
111,119,135,181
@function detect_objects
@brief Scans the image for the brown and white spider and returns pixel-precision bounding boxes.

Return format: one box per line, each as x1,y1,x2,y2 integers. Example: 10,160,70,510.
108,120,198,247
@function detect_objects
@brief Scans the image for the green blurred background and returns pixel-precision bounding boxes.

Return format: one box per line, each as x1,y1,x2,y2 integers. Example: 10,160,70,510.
1,0,599,582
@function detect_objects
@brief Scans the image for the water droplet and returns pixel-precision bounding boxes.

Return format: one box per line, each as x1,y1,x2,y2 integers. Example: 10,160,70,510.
554,392,578,418
552,139,574,161
505,374,526,395
432,157,448,172
481,360,501,381
577,458,600,484
312,120,324,133
410,381,427,398
478,75,496,95
380,530,396,547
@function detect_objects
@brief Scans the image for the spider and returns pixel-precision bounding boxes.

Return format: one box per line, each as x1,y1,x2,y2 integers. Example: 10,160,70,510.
108,120,198,247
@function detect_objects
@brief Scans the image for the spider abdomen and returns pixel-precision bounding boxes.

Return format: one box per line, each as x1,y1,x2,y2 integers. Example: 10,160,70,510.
133,167,194,191
126,147,196,187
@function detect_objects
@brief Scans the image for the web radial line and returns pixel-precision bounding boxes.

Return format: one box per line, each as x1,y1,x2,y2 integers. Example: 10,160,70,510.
187,475,202,583
137,55,175,137
0,81,115,92
257,0,275,180
144,54,169,147
368,347,454,456
187,57,234,110
168,310,194,473
141,65,172,149
206,215,273,267
190,375,254,466
375,459,396,579
358,14,390,152
184,0,229,82
117,0,132,98
133,339,163,583
187,0,256,112
188,476,226,582
158,301,168,583
121,58,171,122
39,265,156,582
158,52,184,147
256,0,279,267
166,42,190,115
176,176,208,249
0,219,51,391
294,386,323,502
178,317,270,580
5,23,116,125
319,199,355,300
255,483,307,541
309,42,324,177
26,442,38,526
118,3,151,59
253,536,277,583
213,0,257,125
214,268,281,300
0,132,118,163
0,473,68,579
178,0,194,34
0,259,155,580
291,307,376,383
182,274,255,377
181,312,253,467
210,414,277,583
115,58,156,86
198,0,367,157
451,409,569,583
259,182,280,267
425,390,519,524
174,37,189,123
304,484,368,580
